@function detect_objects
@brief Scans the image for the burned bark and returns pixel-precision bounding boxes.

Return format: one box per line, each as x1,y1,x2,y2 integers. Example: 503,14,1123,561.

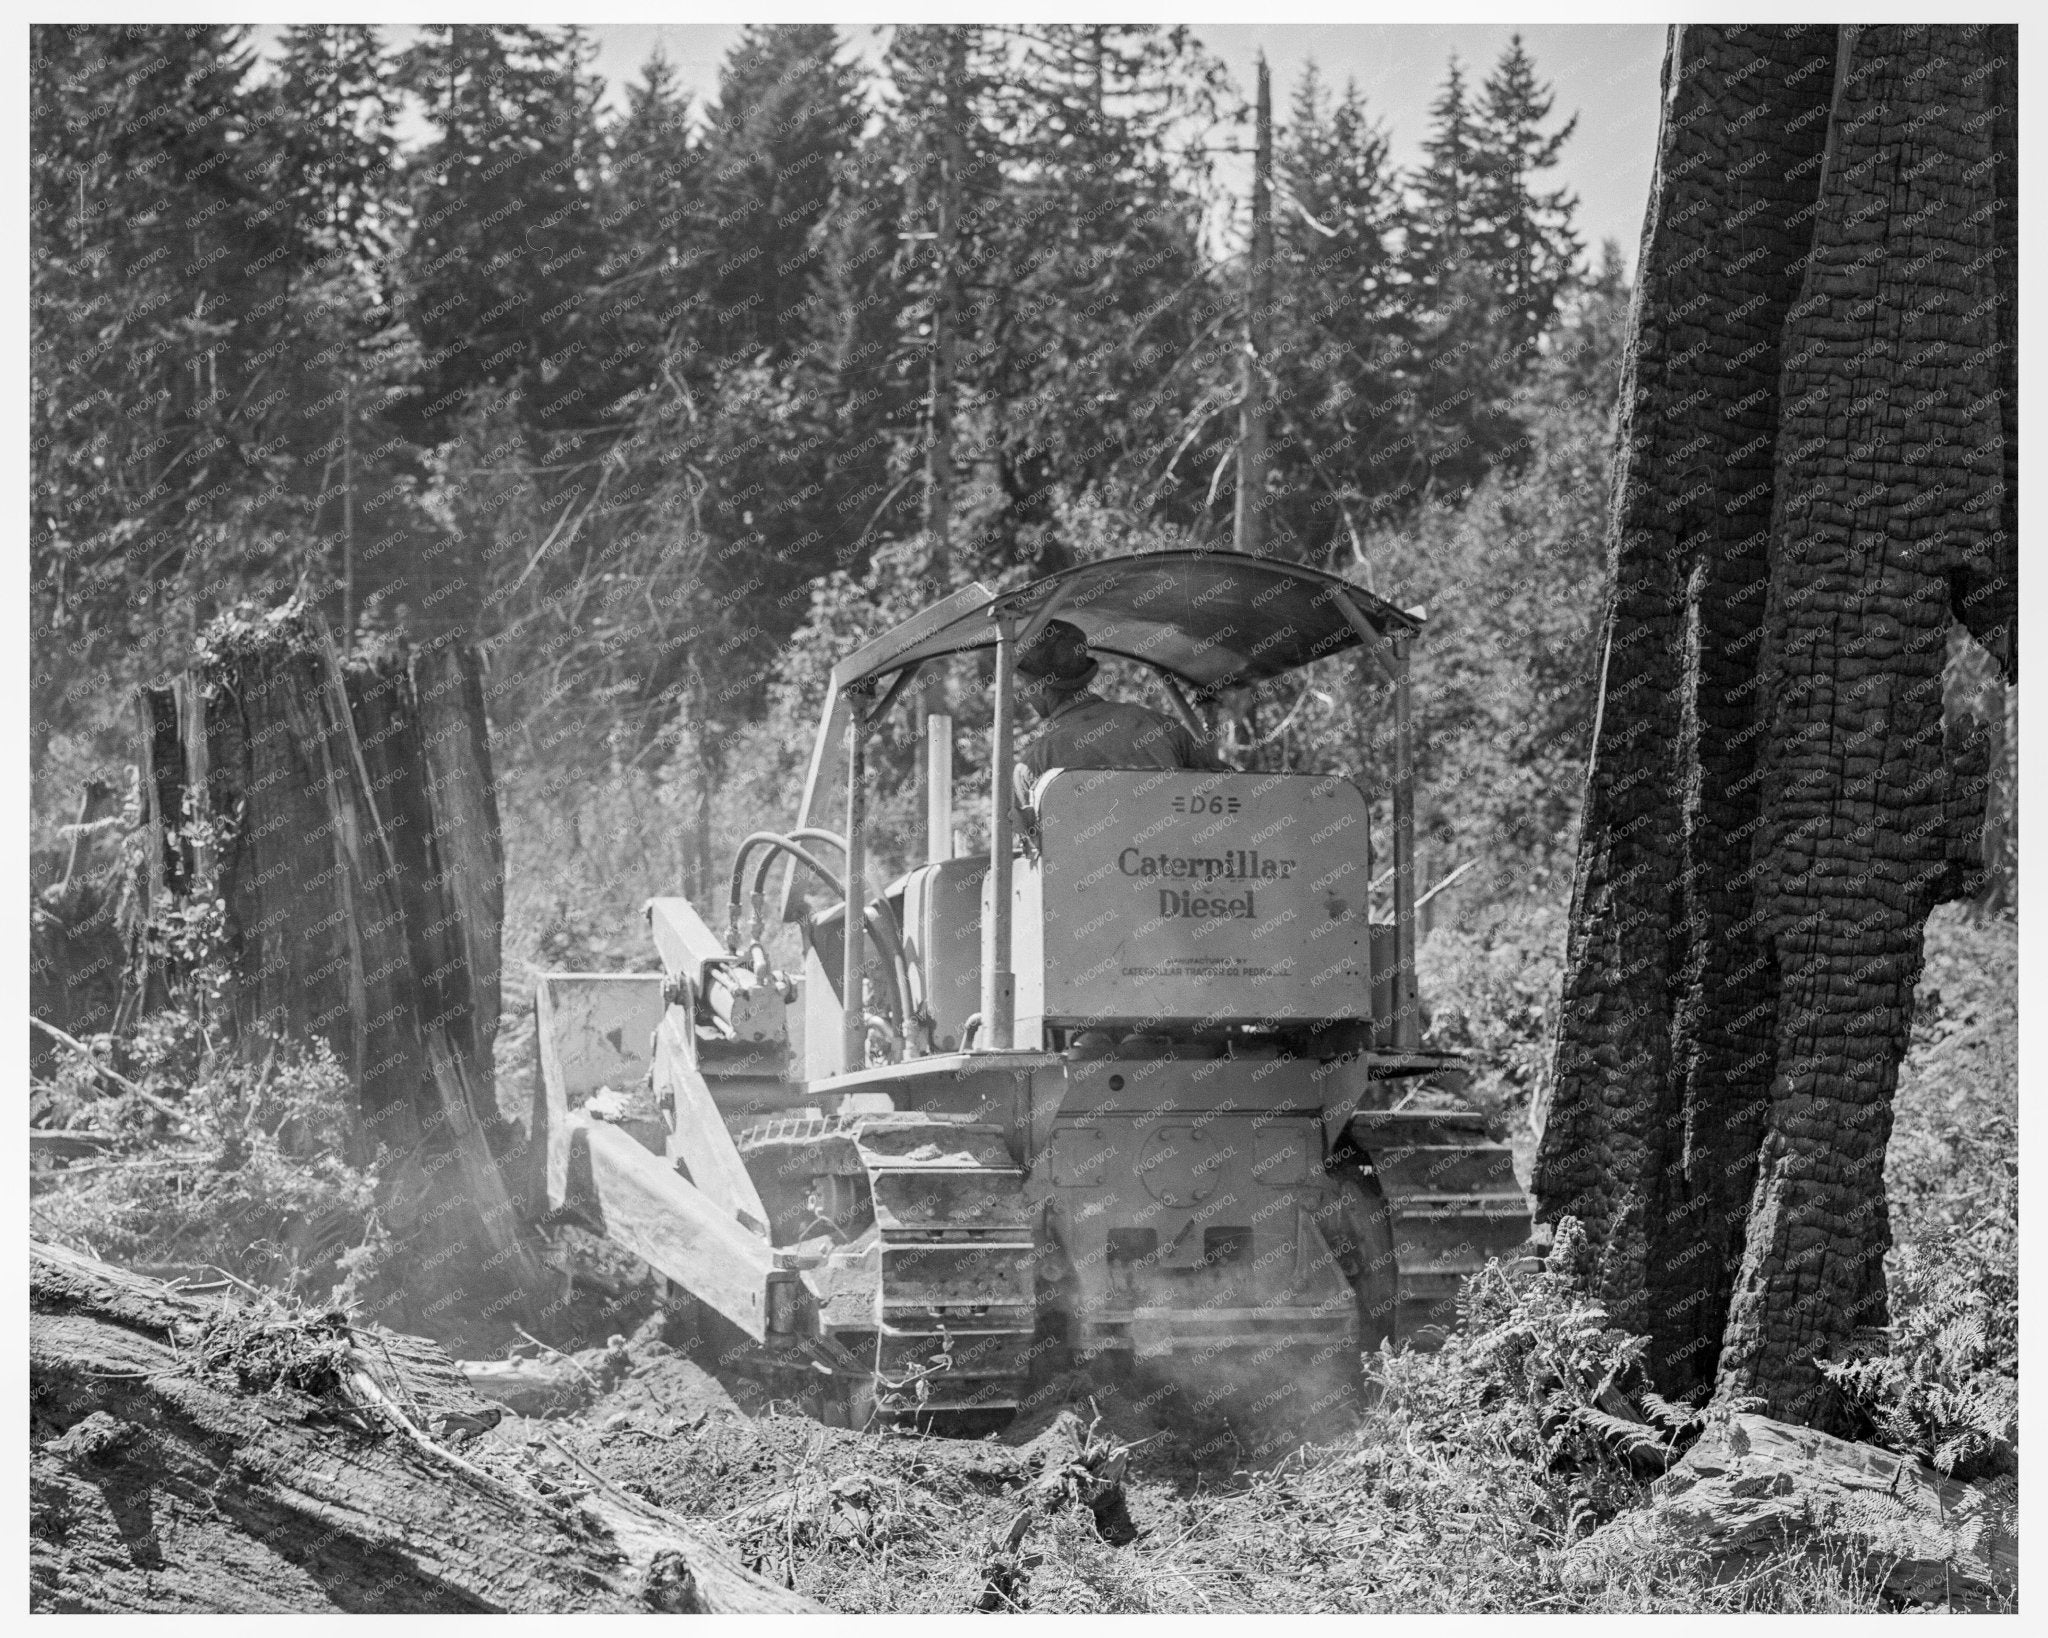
1538,23,2018,1424
29,1241,812,1613
193,617,428,1138
29,875,128,1075
410,642,506,1074
1536,23,1839,1395
137,686,192,902
1717,24,2018,1418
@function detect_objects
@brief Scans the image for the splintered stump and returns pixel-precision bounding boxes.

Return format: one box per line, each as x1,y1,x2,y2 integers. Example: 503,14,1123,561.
162,617,508,1140
28,1242,812,1614
137,607,549,1335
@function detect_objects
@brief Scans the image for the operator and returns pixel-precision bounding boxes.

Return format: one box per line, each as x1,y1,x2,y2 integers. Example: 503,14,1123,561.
1011,618,1220,808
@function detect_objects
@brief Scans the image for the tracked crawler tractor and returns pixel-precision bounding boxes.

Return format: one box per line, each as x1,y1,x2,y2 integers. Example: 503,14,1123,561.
530,552,1529,1428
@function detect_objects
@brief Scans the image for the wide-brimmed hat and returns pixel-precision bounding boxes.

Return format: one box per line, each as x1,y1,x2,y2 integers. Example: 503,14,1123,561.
1015,618,1097,691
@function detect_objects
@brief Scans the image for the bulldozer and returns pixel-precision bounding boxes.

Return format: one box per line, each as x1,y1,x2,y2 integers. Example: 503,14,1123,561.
529,550,1529,1429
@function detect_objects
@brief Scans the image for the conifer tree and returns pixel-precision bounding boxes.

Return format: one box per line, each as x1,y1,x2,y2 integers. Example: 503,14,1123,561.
272,24,400,265
498,25,877,750
251,27,427,635
1263,63,1411,557
691,25,864,368
602,50,699,301
1397,39,1584,506
854,24,1010,571
1405,55,1480,311
395,27,606,447
1472,33,1582,349
979,24,1223,565
30,24,302,761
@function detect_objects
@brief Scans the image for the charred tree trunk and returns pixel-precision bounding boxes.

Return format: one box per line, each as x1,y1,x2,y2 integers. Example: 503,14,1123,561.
1537,23,2017,1425
1535,24,1839,1397
32,776,137,1069
136,687,191,902
341,644,505,1116
412,643,505,1075
29,875,127,1074
1716,24,2017,1418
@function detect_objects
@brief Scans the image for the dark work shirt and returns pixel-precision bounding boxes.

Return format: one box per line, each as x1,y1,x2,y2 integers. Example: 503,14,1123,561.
1018,691,1218,791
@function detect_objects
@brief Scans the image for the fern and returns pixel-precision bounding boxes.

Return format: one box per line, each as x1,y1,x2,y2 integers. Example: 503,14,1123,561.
1637,1390,1705,1436
1815,1173,2017,1479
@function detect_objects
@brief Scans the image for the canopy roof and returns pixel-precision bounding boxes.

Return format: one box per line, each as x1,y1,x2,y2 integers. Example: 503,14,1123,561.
830,550,1421,697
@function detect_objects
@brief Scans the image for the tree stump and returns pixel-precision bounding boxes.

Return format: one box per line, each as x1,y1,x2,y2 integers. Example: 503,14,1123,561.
135,605,549,1334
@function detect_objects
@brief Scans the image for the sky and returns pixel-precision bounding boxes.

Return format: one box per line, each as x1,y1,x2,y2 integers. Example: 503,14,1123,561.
575,23,1667,268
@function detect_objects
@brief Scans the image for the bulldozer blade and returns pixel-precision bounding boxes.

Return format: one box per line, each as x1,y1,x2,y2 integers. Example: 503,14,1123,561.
653,1008,770,1233
565,1112,773,1341
533,973,664,1215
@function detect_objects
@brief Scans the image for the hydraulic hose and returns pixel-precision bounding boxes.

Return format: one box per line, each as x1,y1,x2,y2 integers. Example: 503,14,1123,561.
735,827,846,932
742,829,917,1054
857,892,921,1057
729,831,845,949
722,830,913,1059
748,831,846,925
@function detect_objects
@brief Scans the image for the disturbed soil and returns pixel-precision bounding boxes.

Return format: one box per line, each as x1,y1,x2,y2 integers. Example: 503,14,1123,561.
32,907,2016,1613
480,1336,1323,1614
456,907,2019,1614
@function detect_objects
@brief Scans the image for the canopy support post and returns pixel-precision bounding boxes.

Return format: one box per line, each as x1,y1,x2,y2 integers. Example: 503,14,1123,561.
1353,650,1380,1047
841,698,868,1074
981,616,1018,1050
1147,665,1207,743
1391,630,1418,1050
926,704,953,864
1331,590,1399,687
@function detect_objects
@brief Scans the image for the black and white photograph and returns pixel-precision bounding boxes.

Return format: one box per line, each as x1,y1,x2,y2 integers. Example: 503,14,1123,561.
25,12,2021,1616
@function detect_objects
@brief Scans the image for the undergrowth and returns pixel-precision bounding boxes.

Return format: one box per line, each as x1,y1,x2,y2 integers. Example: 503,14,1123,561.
1818,903,2019,1480
31,1010,392,1303
540,1239,1877,1614
1416,891,1567,1127
1816,1186,2018,1480
1106,1241,1863,1615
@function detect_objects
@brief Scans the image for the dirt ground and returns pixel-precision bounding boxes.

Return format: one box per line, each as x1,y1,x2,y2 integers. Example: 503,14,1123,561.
466,1318,1812,1614
33,908,2014,1613
450,907,2017,1615
482,1339,1276,1613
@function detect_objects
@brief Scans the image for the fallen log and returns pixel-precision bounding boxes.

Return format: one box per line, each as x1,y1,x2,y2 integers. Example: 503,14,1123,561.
29,1241,813,1613
1566,1412,2017,1610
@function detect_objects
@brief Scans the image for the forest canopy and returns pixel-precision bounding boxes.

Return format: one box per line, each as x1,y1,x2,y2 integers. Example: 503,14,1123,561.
32,23,1619,914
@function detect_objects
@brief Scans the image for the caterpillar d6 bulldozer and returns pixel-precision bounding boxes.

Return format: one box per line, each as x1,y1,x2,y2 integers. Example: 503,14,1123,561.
530,551,1529,1429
